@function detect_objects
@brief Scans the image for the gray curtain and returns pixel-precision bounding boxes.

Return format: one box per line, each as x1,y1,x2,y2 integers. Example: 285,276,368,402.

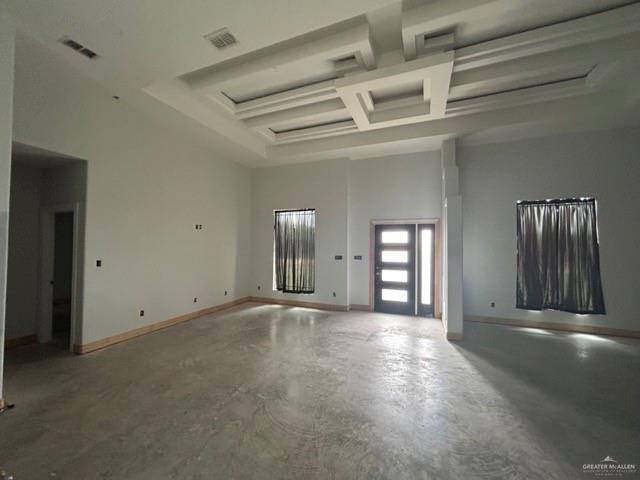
516,199,605,314
274,209,315,294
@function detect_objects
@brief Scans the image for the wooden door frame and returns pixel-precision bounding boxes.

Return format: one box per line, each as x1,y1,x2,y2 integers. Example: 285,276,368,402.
369,218,441,318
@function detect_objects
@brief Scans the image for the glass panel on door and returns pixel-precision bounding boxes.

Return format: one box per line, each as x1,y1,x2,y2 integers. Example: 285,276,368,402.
381,250,409,263
418,225,435,316
381,269,408,283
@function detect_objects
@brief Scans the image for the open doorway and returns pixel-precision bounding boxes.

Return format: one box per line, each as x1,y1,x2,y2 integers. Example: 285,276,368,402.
5,142,86,353
51,211,74,348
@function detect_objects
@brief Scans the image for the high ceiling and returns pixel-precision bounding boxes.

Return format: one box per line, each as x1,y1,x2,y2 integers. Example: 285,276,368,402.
5,0,640,166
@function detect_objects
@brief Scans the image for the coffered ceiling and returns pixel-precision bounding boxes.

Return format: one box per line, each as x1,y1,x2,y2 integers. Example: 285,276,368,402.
5,0,640,166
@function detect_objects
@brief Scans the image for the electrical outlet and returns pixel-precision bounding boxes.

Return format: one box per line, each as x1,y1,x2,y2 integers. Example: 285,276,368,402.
96,260,102,267
224,290,228,296
140,310,145,317
491,302,495,308
194,297,198,303
333,292,336,297
257,285,261,291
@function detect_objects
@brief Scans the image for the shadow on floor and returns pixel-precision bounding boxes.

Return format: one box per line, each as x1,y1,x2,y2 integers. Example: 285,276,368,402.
454,321,640,467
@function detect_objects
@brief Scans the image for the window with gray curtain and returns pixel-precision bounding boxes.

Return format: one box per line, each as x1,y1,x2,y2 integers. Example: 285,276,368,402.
274,209,315,294
516,198,605,314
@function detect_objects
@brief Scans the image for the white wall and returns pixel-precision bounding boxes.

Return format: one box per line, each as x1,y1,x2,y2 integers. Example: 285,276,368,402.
348,153,442,306
249,153,443,308
250,159,349,306
459,127,640,332
11,34,252,344
6,164,41,339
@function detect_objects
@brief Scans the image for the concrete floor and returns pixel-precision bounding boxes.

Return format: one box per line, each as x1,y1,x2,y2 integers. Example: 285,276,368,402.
1,303,639,479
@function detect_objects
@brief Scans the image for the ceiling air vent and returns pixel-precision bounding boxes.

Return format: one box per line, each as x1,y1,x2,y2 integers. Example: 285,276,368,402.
204,28,237,49
59,37,100,59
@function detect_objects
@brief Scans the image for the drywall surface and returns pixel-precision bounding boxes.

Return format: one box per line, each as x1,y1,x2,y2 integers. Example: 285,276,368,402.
0,7,15,399
6,164,41,339
250,159,349,306
250,153,442,308
41,163,87,207
348,153,442,306
11,34,252,344
459,127,640,332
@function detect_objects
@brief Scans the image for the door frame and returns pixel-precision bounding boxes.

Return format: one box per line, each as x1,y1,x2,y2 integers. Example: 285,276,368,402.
369,218,441,318
38,202,82,350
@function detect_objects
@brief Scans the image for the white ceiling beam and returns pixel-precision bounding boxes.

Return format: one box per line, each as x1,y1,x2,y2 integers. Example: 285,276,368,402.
274,120,358,144
243,99,347,129
336,51,454,130
187,19,375,93
453,3,640,72
450,32,640,99
268,91,628,159
402,0,497,60
231,80,339,119
446,78,593,117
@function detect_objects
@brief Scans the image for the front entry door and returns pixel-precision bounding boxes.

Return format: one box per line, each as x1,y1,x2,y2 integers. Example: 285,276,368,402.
374,224,416,315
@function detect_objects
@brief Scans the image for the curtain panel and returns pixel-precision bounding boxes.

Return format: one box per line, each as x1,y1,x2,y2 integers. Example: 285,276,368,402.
274,209,315,294
516,198,605,314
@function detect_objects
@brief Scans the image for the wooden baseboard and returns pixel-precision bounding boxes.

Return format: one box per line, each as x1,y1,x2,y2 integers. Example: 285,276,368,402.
248,296,349,312
73,297,250,354
465,315,640,339
4,334,38,350
349,304,373,312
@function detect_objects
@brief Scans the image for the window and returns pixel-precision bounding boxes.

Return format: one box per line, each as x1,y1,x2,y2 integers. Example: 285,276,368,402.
516,198,605,314
274,209,315,294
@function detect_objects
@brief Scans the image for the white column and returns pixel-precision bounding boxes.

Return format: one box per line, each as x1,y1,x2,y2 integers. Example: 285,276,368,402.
0,8,16,407
441,139,463,340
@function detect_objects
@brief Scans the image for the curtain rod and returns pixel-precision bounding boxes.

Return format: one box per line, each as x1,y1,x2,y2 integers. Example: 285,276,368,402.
274,208,316,213
517,197,595,206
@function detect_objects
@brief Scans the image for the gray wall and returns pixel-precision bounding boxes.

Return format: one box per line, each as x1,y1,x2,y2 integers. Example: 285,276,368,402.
348,152,442,306
250,153,444,307
5,161,88,340
0,6,16,401
459,127,640,332
251,158,349,306
6,164,41,339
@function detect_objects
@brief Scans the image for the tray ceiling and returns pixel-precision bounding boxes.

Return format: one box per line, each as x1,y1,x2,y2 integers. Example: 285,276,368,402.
143,0,640,163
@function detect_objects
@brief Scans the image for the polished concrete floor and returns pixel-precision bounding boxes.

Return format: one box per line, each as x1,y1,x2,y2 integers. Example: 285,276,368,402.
1,303,639,479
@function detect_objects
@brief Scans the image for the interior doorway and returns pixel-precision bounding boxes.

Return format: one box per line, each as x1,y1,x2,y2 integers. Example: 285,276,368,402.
51,211,74,348
5,142,86,353
373,222,436,317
